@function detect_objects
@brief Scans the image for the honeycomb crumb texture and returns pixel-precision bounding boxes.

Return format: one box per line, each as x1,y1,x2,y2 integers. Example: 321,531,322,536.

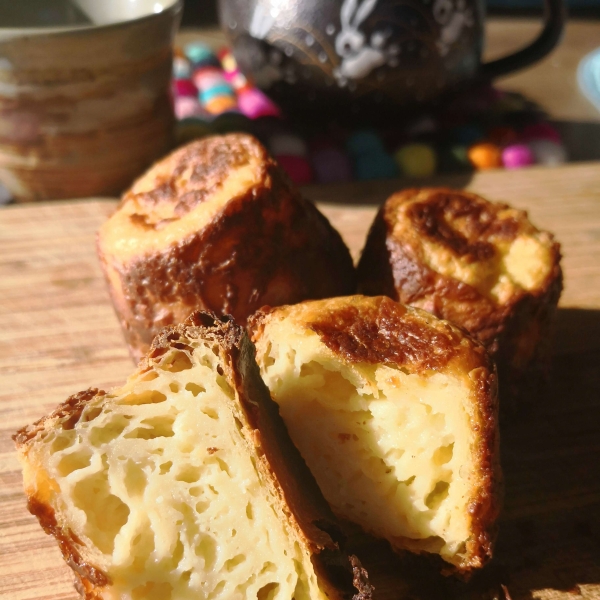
28,343,325,600
256,326,476,567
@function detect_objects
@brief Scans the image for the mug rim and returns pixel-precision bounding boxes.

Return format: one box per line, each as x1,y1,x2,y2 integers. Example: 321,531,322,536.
0,0,183,41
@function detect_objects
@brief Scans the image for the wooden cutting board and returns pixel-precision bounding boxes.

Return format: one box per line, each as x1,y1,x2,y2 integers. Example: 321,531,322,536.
1,163,600,600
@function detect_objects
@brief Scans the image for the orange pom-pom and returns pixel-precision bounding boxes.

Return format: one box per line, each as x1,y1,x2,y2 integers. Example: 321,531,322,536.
204,96,237,115
468,142,503,170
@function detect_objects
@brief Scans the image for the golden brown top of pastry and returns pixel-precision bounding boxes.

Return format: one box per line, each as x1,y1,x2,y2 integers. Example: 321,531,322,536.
100,134,277,261
97,134,356,359
125,134,265,223
381,188,558,306
251,295,492,376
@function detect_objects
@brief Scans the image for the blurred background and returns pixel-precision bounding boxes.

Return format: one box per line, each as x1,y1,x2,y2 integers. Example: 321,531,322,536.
180,0,600,24
1,0,599,202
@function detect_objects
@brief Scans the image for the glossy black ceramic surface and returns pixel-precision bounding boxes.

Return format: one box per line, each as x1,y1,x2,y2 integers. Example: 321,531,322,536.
218,0,565,116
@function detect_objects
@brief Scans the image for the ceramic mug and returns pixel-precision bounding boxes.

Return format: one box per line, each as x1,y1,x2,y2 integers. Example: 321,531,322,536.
219,0,565,116
0,0,182,202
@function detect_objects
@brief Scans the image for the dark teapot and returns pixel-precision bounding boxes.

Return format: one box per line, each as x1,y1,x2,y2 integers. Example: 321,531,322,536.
219,0,565,117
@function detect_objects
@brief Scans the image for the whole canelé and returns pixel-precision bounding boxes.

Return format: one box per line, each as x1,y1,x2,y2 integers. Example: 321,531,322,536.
357,188,562,413
98,133,356,362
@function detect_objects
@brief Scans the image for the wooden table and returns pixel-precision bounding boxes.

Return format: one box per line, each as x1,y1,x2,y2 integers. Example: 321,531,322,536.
483,19,600,125
1,163,600,599
484,19,600,163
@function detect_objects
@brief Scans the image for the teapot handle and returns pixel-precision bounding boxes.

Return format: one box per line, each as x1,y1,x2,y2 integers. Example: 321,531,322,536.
480,0,566,79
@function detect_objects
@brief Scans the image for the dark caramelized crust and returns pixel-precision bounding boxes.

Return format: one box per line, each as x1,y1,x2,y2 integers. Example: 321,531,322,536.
406,190,518,262
27,497,110,596
15,311,371,600
123,134,264,223
357,188,562,412
14,389,110,599
349,555,374,600
14,388,103,446
249,296,500,573
306,296,487,372
98,134,356,362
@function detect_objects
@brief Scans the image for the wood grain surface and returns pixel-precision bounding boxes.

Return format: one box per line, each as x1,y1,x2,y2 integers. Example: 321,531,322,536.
1,163,600,600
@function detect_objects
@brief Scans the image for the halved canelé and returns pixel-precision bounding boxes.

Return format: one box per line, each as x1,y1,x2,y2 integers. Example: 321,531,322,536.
14,312,372,600
249,295,500,574
97,133,355,362
357,188,562,411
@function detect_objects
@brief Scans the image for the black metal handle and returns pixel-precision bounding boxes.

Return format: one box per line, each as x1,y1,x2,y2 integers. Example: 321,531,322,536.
480,0,567,80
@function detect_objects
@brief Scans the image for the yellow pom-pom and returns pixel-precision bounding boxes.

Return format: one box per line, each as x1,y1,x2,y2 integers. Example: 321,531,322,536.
394,143,437,177
467,142,503,170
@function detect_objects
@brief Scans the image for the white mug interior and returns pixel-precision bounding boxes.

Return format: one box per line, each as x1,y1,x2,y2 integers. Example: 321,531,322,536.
0,0,180,34
74,0,179,26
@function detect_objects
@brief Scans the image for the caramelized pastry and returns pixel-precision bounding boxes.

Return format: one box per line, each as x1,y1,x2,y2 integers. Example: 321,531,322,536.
250,295,500,573
98,133,355,361
14,312,372,600
357,188,562,410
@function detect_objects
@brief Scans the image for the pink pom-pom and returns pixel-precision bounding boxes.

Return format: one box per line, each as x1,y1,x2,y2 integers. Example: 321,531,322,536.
522,122,561,143
174,96,204,120
276,155,313,185
174,79,198,98
502,143,535,169
237,87,281,119
193,70,228,91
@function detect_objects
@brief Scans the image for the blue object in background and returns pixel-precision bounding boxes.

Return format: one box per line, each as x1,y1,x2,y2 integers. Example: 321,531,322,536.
346,130,399,180
346,130,387,156
354,153,399,180
578,48,600,113
185,43,220,68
